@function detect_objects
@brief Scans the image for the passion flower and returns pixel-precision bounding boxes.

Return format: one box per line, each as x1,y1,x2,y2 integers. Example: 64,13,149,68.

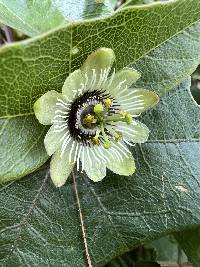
34,48,159,186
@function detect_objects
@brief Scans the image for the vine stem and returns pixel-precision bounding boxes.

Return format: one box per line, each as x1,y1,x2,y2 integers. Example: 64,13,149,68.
72,171,93,267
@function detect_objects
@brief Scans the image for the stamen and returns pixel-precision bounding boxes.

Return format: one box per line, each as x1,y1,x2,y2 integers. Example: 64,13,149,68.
100,123,111,149
104,111,133,124
104,98,113,108
106,126,122,141
91,136,100,145
83,114,96,128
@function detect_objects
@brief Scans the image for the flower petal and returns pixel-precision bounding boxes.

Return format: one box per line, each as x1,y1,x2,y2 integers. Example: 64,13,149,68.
34,90,61,125
117,88,159,115
81,146,106,182
81,48,115,82
50,145,75,187
62,69,83,99
44,125,69,156
106,68,141,95
106,142,136,176
115,121,149,143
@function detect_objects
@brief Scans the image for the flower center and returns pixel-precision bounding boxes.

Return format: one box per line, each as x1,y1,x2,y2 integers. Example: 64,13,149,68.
67,90,112,144
67,90,132,148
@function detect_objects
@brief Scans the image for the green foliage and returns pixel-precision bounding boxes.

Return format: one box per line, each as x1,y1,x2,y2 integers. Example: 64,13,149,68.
1,0,200,182
0,117,48,183
107,235,188,266
1,80,200,266
0,0,114,37
106,245,157,266
0,0,200,265
175,228,200,267
152,236,187,262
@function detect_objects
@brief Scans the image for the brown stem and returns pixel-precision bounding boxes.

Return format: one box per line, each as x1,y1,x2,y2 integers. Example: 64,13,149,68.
72,171,93,267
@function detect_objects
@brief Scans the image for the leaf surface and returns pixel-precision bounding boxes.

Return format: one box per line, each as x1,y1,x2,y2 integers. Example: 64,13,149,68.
1,0,200,181
0,116,48,183
0,0,113,36
1,80,200,266
175,227,200,267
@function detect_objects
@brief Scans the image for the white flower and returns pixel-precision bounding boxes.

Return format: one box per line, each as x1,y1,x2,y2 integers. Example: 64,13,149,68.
34,48,159,187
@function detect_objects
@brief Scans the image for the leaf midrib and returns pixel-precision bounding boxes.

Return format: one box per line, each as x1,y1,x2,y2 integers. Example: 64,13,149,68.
0,112,34,119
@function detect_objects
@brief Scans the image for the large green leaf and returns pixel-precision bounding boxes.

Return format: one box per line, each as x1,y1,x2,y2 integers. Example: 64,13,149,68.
0,0,113,37
133,21,200,95
0,80,200,266
1,0,200,182
174,228,200,267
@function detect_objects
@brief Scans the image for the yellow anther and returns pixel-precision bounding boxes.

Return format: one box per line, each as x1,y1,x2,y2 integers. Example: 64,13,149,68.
115,131,123,141
103,141,112,149
83,114,95,128
119,111,132,124
104,98,113,108
92,136,100,145
120,111,128,117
